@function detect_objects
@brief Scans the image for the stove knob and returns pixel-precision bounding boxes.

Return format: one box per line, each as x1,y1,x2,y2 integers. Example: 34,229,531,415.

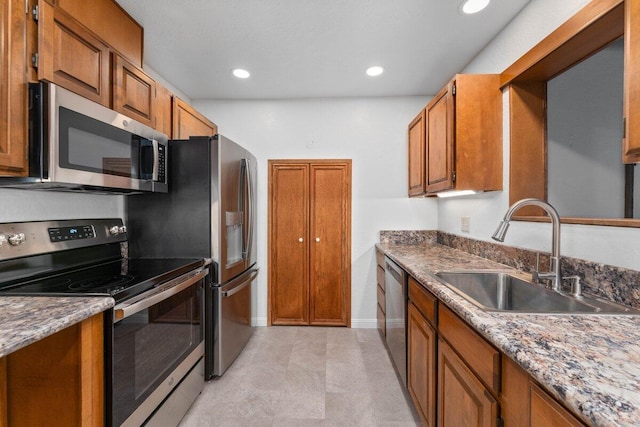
0,234,6,248
8,233,26,246
118,225,127,234
109,226,120,236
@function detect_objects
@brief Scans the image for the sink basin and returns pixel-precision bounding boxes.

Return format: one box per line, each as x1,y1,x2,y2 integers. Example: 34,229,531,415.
435,271,639,314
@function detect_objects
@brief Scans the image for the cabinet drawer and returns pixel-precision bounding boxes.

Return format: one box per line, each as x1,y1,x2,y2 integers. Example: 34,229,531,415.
408,276,437,325
376,249,385,268
438,305,500,395
377,303,385,336
377,265,385,291
377,285,386,313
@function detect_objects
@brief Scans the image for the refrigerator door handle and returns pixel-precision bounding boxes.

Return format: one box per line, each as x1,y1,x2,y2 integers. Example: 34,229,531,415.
221,268,258,297
242,158,254,261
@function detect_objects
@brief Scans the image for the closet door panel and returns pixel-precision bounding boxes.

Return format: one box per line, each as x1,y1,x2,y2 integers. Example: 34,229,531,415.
269,163,310,325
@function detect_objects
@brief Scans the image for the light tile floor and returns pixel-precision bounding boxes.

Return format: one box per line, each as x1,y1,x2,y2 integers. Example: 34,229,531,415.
179,327,422,426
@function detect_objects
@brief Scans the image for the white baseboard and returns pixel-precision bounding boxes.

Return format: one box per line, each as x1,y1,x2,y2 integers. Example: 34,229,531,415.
252,317,378,328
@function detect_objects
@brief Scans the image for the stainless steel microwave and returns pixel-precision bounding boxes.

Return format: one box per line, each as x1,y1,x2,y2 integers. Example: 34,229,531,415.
0,81,168,193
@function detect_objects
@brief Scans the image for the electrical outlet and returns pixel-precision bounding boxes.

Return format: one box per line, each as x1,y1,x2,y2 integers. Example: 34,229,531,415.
461,216,470,233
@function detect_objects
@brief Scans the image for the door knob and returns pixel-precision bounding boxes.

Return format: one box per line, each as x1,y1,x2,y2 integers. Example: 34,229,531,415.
298,237,304,242
315,237,320,242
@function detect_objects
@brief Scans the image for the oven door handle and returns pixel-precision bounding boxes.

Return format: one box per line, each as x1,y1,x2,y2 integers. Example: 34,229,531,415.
113,268,208,322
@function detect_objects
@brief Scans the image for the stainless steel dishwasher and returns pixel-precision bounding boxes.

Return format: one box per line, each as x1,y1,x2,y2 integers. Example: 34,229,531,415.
384,256,407,385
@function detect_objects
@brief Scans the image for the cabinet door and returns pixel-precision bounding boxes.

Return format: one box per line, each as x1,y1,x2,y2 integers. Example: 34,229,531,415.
4,314,104,426
54,0,143,67
37,2,110,106
155,83,173,137
408,303,436,426
624,0,640,162
530,383,584,427
438,339,498,427
112,54,155,127
426,81,454,193
0,0,28,175
172,97,217,139
408,110,426,196
309,161,351,326
269,163,310,325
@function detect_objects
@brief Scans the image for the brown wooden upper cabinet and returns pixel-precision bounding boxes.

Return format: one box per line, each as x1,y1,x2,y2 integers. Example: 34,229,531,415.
408,74,502,196
268,160,352,327
37,1,111,106
172,97,218,139
408,110,426,196
154,83,173,137
0,0,30,175
112,53,155,127
52,0,143,68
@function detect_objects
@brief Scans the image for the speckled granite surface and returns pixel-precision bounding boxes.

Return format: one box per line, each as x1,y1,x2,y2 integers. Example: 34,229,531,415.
378,242,640,427
0,296,114,358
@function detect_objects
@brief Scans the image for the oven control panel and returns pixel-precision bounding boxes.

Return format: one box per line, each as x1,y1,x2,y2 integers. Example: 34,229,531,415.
48,225,96,242
0,219,127,260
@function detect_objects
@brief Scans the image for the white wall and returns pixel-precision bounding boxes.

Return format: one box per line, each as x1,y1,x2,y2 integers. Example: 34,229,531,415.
444,0,640,271
193,97,438,326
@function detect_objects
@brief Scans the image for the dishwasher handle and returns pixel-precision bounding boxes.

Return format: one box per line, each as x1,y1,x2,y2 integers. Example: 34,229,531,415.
386,260,404,283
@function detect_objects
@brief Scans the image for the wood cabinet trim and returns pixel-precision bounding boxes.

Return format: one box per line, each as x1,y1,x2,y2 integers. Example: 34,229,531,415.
500,0,624,87
530,382,585,426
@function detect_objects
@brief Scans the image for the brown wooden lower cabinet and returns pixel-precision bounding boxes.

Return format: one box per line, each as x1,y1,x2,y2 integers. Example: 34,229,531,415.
407,302,436,426
502,356,585,427
438,338,498,427
399,273,586,427
1,314,104,427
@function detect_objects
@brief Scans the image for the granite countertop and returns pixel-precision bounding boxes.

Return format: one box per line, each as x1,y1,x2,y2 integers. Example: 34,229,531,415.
0,296,114,358
378,242,640,427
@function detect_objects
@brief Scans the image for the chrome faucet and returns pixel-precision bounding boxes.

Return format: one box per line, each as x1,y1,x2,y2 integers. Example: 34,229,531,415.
492,198,562,292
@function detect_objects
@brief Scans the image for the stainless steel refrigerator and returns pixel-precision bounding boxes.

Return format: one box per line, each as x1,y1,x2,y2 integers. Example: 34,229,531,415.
126,135,258,379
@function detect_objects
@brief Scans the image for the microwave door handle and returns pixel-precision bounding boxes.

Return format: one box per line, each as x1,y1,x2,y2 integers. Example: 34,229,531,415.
152,140,159,182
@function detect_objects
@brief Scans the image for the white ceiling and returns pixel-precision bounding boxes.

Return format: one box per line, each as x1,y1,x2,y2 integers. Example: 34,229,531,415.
116,0,531,100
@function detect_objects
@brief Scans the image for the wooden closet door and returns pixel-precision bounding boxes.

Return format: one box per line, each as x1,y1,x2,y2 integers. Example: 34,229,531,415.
309,161,351,326
269,163,310,325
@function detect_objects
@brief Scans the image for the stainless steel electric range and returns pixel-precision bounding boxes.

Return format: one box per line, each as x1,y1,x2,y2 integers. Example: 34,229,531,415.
0,218,208,426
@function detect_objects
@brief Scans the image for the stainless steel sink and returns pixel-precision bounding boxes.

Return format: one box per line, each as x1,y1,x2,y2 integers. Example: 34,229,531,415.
435,271,640,314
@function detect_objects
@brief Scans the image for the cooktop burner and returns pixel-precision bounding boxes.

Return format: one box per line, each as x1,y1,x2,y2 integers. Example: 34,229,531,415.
67,275,135,294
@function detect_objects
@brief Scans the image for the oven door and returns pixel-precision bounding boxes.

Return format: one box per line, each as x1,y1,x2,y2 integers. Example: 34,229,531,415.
111,268,207,427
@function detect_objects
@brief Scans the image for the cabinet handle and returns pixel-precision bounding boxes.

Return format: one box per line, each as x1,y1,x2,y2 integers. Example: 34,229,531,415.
298,237,304,243
315,237,320,243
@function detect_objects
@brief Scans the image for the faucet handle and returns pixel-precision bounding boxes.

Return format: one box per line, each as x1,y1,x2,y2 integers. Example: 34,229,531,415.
563,276,582,297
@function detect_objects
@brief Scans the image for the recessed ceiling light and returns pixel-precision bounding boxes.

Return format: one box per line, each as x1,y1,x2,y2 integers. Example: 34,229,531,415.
232,69,250,79
366,66,384,77
461,0,490,14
